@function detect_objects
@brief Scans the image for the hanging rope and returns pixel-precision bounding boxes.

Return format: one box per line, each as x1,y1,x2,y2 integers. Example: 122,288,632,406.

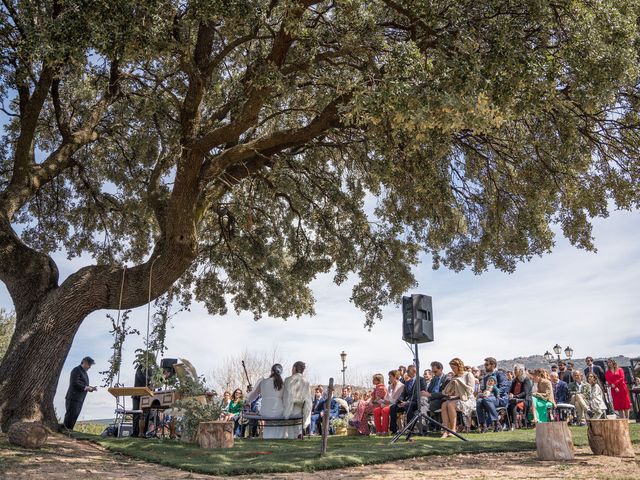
145,256,159,385
113,266,127,387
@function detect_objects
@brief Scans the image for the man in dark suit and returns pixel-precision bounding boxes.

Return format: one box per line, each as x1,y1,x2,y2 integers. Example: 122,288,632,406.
132,356,155,437
550,371,569,404
584,356,606,385
558,361,572,384
422,361,448,413
390,365,427,433
63,356,97,430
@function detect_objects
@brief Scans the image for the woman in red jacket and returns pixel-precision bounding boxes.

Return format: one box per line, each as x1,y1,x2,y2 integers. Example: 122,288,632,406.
605,358,631,419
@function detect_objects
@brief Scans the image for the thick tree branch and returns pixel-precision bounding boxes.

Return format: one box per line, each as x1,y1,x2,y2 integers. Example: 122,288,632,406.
200,95,347,183
193,4,308,153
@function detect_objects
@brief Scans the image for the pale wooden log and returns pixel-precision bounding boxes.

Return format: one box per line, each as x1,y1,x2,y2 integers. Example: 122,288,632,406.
535,422,574,461
587,419,635,458
198,421,234,448
7,422,48,449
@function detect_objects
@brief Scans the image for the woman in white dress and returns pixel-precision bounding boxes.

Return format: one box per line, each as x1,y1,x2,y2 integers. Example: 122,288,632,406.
586,372,606,419
245,364,285,439
283,361,312,439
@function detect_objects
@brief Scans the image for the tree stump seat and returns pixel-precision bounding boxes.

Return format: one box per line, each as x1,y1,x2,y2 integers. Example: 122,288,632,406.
535,421,574,461
198,421,234,448
587,419,635,458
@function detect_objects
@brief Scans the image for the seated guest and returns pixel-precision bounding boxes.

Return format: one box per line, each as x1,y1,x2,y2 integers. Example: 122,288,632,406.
308,387,325,435
422,361,448,414
569,371,591,425
530,369,555,423
550,372,569,404
341,386,353,405
440,358,475,437
226,388,245,436
390,365,426,434
587,373,606,419
356,374,387,435
423,369,433,383
477,376,500,432
397,366,407,384
380,371,404,435
349,391,362,414
317,397,340,434
508,364,532,429
221,391,231,413
476,357,509,432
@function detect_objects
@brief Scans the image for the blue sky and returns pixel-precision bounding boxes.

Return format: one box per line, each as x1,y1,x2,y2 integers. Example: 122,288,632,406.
1,205,639,421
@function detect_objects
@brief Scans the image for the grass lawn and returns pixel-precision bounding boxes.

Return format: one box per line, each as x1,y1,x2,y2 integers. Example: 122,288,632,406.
73,423,640,476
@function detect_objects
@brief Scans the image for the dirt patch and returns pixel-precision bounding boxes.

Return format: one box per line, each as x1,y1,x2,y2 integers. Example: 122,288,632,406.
1,433,639,479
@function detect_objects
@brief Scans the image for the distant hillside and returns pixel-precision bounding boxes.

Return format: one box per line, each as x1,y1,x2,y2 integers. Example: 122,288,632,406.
77,418,112,425
491,354,637,373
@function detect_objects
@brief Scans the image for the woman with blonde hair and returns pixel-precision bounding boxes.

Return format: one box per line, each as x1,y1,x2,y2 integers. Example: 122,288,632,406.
605,358,631,418
530,369,555,423
440,358,475,438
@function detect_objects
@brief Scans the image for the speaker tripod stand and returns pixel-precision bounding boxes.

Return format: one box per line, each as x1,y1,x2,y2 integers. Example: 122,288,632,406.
390,342,467,443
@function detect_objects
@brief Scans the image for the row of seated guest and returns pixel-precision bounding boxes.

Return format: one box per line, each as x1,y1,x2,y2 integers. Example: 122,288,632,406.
318,356,633,437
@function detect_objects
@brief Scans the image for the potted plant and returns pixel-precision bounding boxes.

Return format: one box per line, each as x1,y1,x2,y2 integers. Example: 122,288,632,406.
174,398,223,444
330,416,349,436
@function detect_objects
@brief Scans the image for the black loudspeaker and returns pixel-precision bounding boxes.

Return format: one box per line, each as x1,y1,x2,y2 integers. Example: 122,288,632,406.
160,358,178,371
402,294,433,344
621,366,634,385
594,360,606,373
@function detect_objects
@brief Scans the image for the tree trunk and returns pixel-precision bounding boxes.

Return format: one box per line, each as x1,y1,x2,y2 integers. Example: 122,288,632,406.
0,299,84,432
535,422,575,461
587,419,635,458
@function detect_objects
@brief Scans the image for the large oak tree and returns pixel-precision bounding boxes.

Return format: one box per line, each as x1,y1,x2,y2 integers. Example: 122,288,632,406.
1,0,640,430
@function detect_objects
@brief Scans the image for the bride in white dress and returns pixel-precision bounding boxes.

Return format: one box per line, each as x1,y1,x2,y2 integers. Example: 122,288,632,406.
246,364,285,439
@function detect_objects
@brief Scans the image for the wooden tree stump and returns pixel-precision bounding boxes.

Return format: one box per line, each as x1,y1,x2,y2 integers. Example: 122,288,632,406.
587,419,635,458
7,422,48,449
198,421,234,449
535,422,574,461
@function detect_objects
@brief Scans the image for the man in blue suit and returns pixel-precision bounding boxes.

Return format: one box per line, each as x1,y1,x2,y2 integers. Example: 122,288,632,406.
550,371,569,404
476,357,510,432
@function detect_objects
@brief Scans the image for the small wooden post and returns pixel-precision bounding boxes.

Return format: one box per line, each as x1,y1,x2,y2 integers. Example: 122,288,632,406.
535,422,574,461
587,419,635,457
320,377,334,456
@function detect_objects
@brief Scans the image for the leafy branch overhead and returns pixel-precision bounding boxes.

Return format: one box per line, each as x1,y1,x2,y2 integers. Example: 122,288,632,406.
1,1,640,327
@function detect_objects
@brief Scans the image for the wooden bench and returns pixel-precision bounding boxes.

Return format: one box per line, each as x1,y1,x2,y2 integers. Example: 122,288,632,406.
240,413,304,438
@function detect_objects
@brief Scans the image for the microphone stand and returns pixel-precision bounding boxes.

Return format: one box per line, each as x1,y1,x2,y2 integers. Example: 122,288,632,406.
391,342,467,443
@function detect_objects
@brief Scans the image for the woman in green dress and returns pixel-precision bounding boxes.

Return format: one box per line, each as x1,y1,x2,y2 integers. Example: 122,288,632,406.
530,368,555,423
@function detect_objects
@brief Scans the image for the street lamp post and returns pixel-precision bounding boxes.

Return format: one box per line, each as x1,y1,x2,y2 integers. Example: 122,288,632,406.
544,344,573,364
340,351,347,387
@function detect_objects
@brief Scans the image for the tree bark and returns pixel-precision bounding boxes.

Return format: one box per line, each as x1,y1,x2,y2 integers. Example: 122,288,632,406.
0,293,86,432
198,421,234,448
535,421,575,461
587,419,635,457
7,421,49,448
